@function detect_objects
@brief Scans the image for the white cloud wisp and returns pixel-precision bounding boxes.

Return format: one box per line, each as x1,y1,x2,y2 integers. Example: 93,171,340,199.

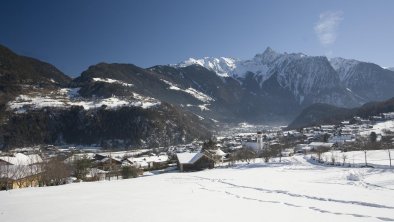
314,11,343,46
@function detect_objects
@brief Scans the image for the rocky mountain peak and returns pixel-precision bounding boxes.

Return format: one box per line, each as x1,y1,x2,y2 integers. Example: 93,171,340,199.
255,47,280,64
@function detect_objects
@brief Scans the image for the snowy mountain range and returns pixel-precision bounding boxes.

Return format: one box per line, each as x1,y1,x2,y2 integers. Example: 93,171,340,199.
174,47,278,80
175,47,394,106
1,43,394,148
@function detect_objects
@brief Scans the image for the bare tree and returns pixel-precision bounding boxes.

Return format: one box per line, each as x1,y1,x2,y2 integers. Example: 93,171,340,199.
41,158,71,186
342,153,347,166
261,148,276,163
314,146,330,163
121,166,142,179
380,135,393,168
231,148,256,164
330,151,336,165
276,135,289,163
202,139,216,152
355,137,371,167
262,142,282,163
1,155,44,189
0,160,14,190
10,162,30,189
26,155,41,187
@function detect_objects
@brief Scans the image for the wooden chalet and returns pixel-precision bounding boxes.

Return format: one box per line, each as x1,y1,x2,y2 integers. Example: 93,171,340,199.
176,152,215,172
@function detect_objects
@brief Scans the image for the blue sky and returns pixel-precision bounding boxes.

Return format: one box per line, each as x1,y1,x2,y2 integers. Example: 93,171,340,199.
1,0,393,76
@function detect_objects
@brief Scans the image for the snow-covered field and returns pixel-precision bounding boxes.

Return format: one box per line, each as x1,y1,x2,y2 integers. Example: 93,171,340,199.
360,120,394,136
1,156,394,222
315,150,393,168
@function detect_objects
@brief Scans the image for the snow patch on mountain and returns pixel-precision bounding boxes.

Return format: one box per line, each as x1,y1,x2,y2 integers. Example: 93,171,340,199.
7,88,160,112
161,79,213,103
384,67,394,72
176,57,237,77
198,104,210,111
92,77,133,87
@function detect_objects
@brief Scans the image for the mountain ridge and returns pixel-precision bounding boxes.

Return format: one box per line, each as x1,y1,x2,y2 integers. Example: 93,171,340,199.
288,97,394,129
2,43,394,148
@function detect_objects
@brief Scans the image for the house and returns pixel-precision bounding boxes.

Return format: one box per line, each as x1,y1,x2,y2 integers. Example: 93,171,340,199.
0,154,43,190
204,149,227,162
213,148,227,160
320,125,336,133
176,152,215,172
0,153,43,166
126,155,169,170
64,153,95,163
0,165,42,190
328,134,354,144
382,112,394,120
96,157,122,171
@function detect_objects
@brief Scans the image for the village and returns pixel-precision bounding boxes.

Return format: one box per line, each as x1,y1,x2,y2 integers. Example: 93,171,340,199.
1,112,394,191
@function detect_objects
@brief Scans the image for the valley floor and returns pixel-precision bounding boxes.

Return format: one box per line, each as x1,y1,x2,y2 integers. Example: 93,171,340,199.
1,156,394,222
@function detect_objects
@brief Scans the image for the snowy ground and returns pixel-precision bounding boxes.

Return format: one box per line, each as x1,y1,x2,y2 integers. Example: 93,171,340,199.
1,156,394,222
315,150,393,168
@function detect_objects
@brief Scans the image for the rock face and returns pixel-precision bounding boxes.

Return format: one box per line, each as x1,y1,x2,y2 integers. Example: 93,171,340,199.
330,57,394,102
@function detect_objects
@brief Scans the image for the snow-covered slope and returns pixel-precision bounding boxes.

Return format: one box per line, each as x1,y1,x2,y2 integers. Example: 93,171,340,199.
1,156,394,222
329,57,360,82
176,48,394,107
176,57,238,77
7,88,160,113
330,57,394,101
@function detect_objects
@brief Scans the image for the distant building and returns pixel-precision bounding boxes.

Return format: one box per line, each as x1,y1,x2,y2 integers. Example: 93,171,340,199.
242,131,265,153
176,152,215,172
382,112,394,120
341,121,350,125
320,125,336,133
126,155,169,170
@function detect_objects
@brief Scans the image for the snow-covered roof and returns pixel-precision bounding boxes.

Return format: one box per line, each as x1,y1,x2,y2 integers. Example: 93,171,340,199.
99,157,122,163
214,149,226,156
309,142,334,147
176,152,204,164
0,153,42,166
127,155,168,164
